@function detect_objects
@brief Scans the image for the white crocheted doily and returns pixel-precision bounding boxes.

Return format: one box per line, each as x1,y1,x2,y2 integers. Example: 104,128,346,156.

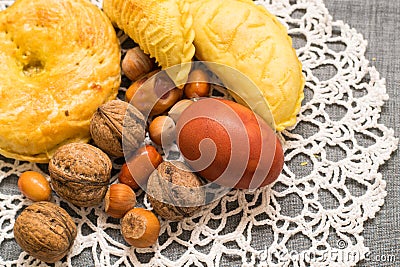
0,0,398,266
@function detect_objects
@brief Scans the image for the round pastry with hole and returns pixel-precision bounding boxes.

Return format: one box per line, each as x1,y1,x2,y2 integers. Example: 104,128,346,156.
0,0,121,162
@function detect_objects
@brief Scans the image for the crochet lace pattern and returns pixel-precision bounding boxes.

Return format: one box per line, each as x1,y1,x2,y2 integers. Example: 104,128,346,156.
0,0,397,266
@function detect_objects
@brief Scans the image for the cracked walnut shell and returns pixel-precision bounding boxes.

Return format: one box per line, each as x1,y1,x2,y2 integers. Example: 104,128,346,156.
49,143,112,207
90,100,146,157
13,201,77,263
147,161,205,221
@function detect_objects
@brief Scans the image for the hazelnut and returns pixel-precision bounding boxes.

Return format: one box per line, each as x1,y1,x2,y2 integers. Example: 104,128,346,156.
148,115,176,146
151,72,183,116
49,143,112,207
18,171,51,201
13,201,77,263
127,70,182,116
122,47,154,81
120,207,160,248
90,100,146,157
168,99,194,123
147,161,205,221
105,184,137,218
125,70,160,104
184,69,210,98
118,145,163,190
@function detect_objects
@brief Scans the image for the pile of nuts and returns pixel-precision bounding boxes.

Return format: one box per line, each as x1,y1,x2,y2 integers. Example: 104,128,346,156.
14,45,284,263
13,46,212,263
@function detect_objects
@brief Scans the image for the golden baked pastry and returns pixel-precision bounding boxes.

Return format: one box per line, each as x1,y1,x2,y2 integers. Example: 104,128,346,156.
187,0,305,131
103,0,195,86
0,0,121,163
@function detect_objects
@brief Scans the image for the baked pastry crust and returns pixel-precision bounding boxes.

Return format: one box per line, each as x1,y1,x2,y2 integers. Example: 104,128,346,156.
103,0,195,86
0,0,121,162
187,0,305,131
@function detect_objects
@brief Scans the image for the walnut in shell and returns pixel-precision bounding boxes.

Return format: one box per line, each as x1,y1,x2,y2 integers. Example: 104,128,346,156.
90,100,146,157
147,161,205,221
13,201,77,263
49,143,112,207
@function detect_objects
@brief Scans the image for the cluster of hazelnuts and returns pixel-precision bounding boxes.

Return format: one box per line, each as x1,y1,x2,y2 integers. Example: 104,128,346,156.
13,46,212,263
14,45,284,263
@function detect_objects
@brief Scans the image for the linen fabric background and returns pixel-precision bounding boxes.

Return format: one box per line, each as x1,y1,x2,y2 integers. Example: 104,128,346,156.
324,1,399,266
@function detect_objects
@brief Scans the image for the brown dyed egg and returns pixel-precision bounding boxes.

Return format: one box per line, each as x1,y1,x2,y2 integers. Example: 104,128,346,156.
176,98,283,189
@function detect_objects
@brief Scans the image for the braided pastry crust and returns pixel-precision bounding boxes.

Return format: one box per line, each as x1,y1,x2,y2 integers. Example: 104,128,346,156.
103,0,195,86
